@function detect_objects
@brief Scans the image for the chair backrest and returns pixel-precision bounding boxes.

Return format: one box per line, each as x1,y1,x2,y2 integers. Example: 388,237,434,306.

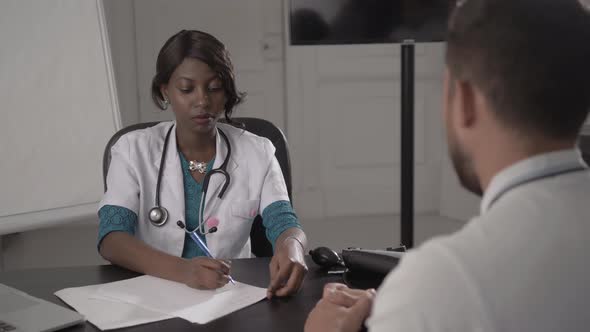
102,117,292,257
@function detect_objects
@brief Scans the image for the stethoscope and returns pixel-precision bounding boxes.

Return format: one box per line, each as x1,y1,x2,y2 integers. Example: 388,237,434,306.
148,124,231,235
486,163,588,210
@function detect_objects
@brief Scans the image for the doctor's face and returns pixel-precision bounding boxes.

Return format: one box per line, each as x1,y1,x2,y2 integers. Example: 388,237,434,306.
161,57,226,134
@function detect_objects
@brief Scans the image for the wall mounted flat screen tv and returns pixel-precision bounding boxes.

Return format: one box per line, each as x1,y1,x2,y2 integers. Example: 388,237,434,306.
290,0,451,45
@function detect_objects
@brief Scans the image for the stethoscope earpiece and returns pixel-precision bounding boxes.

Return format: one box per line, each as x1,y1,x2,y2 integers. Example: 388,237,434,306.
149,206,168,227
177,220,218,235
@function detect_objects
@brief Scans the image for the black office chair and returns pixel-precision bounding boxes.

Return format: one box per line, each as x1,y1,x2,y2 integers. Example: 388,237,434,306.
102,117,293,258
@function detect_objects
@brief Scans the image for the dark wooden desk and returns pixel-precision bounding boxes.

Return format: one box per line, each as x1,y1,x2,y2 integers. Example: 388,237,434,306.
0,257,341,331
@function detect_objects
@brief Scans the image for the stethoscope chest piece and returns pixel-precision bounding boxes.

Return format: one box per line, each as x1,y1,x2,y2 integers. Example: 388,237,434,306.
149,206,169,227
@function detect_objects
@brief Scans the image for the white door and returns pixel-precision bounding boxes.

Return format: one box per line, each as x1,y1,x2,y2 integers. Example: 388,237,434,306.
133,0,286,129
285,38,447,220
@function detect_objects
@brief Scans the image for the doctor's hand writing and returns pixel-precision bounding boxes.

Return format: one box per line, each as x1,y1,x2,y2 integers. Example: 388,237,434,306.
267,230,308,298
180,257,232,289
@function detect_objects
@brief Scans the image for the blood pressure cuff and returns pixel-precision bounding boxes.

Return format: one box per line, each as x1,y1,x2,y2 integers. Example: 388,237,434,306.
341,249,402,289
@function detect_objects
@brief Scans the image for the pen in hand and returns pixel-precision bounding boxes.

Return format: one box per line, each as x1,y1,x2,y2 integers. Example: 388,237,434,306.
177,220,236,285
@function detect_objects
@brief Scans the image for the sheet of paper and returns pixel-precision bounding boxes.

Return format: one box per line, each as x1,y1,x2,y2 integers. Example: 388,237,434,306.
55,284,172,330
93,275,267,324
173,282,268,324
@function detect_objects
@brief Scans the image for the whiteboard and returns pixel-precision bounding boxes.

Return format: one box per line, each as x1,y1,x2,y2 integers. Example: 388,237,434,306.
0,0,121,233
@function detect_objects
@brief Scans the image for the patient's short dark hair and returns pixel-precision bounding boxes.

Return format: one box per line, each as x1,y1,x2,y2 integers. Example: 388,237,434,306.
446,0,590,139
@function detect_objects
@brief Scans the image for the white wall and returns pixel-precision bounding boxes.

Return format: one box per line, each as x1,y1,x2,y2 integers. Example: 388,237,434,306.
1,222,106,270
0,0,120,233
1,1,473,271
131,0,287,130
1,0,290,271
0,0,140,271
0,0,120,270
103,0,140,126
285,42,447,220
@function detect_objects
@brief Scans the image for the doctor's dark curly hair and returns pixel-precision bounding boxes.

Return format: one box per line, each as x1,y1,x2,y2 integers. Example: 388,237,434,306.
151,30,246,122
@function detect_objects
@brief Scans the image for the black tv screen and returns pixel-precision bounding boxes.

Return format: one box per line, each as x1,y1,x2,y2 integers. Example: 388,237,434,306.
290,0,451,45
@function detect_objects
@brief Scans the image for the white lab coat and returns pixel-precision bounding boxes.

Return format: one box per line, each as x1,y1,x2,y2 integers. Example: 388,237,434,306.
100,121,290,259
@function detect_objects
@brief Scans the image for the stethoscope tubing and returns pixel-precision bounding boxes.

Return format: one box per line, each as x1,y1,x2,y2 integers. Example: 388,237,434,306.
149,123,231,232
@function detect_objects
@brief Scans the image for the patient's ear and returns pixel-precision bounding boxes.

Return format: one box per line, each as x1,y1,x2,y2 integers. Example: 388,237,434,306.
455,80,477,130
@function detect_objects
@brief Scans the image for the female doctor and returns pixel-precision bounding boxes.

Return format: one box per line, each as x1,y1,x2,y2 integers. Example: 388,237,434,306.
98,30,308,298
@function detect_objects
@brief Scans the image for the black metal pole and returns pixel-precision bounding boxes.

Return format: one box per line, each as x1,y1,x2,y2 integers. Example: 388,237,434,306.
401,41,415,248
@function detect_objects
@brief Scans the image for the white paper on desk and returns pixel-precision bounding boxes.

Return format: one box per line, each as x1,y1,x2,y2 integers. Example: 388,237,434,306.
173,282,267,324
55,284,173,330
93,275,267,324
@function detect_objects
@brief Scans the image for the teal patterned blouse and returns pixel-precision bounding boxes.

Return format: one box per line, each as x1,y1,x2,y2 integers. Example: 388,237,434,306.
98,153,300,258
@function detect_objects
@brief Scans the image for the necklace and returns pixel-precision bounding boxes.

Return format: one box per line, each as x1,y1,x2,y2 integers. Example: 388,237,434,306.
188,160,208,174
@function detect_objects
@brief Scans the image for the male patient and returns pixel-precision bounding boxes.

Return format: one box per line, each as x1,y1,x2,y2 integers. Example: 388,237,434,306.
306,0,590,331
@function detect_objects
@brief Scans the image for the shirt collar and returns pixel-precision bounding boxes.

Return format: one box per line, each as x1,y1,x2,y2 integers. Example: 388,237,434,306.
480,148,587,213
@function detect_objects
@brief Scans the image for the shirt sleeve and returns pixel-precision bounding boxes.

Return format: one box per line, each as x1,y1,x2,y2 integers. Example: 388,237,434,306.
99,135,140,214
97,205,138,250
367,241,491,332
261,200,302,251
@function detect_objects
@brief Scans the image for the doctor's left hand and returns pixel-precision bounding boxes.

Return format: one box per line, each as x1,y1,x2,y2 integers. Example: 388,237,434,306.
267,236,308,298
